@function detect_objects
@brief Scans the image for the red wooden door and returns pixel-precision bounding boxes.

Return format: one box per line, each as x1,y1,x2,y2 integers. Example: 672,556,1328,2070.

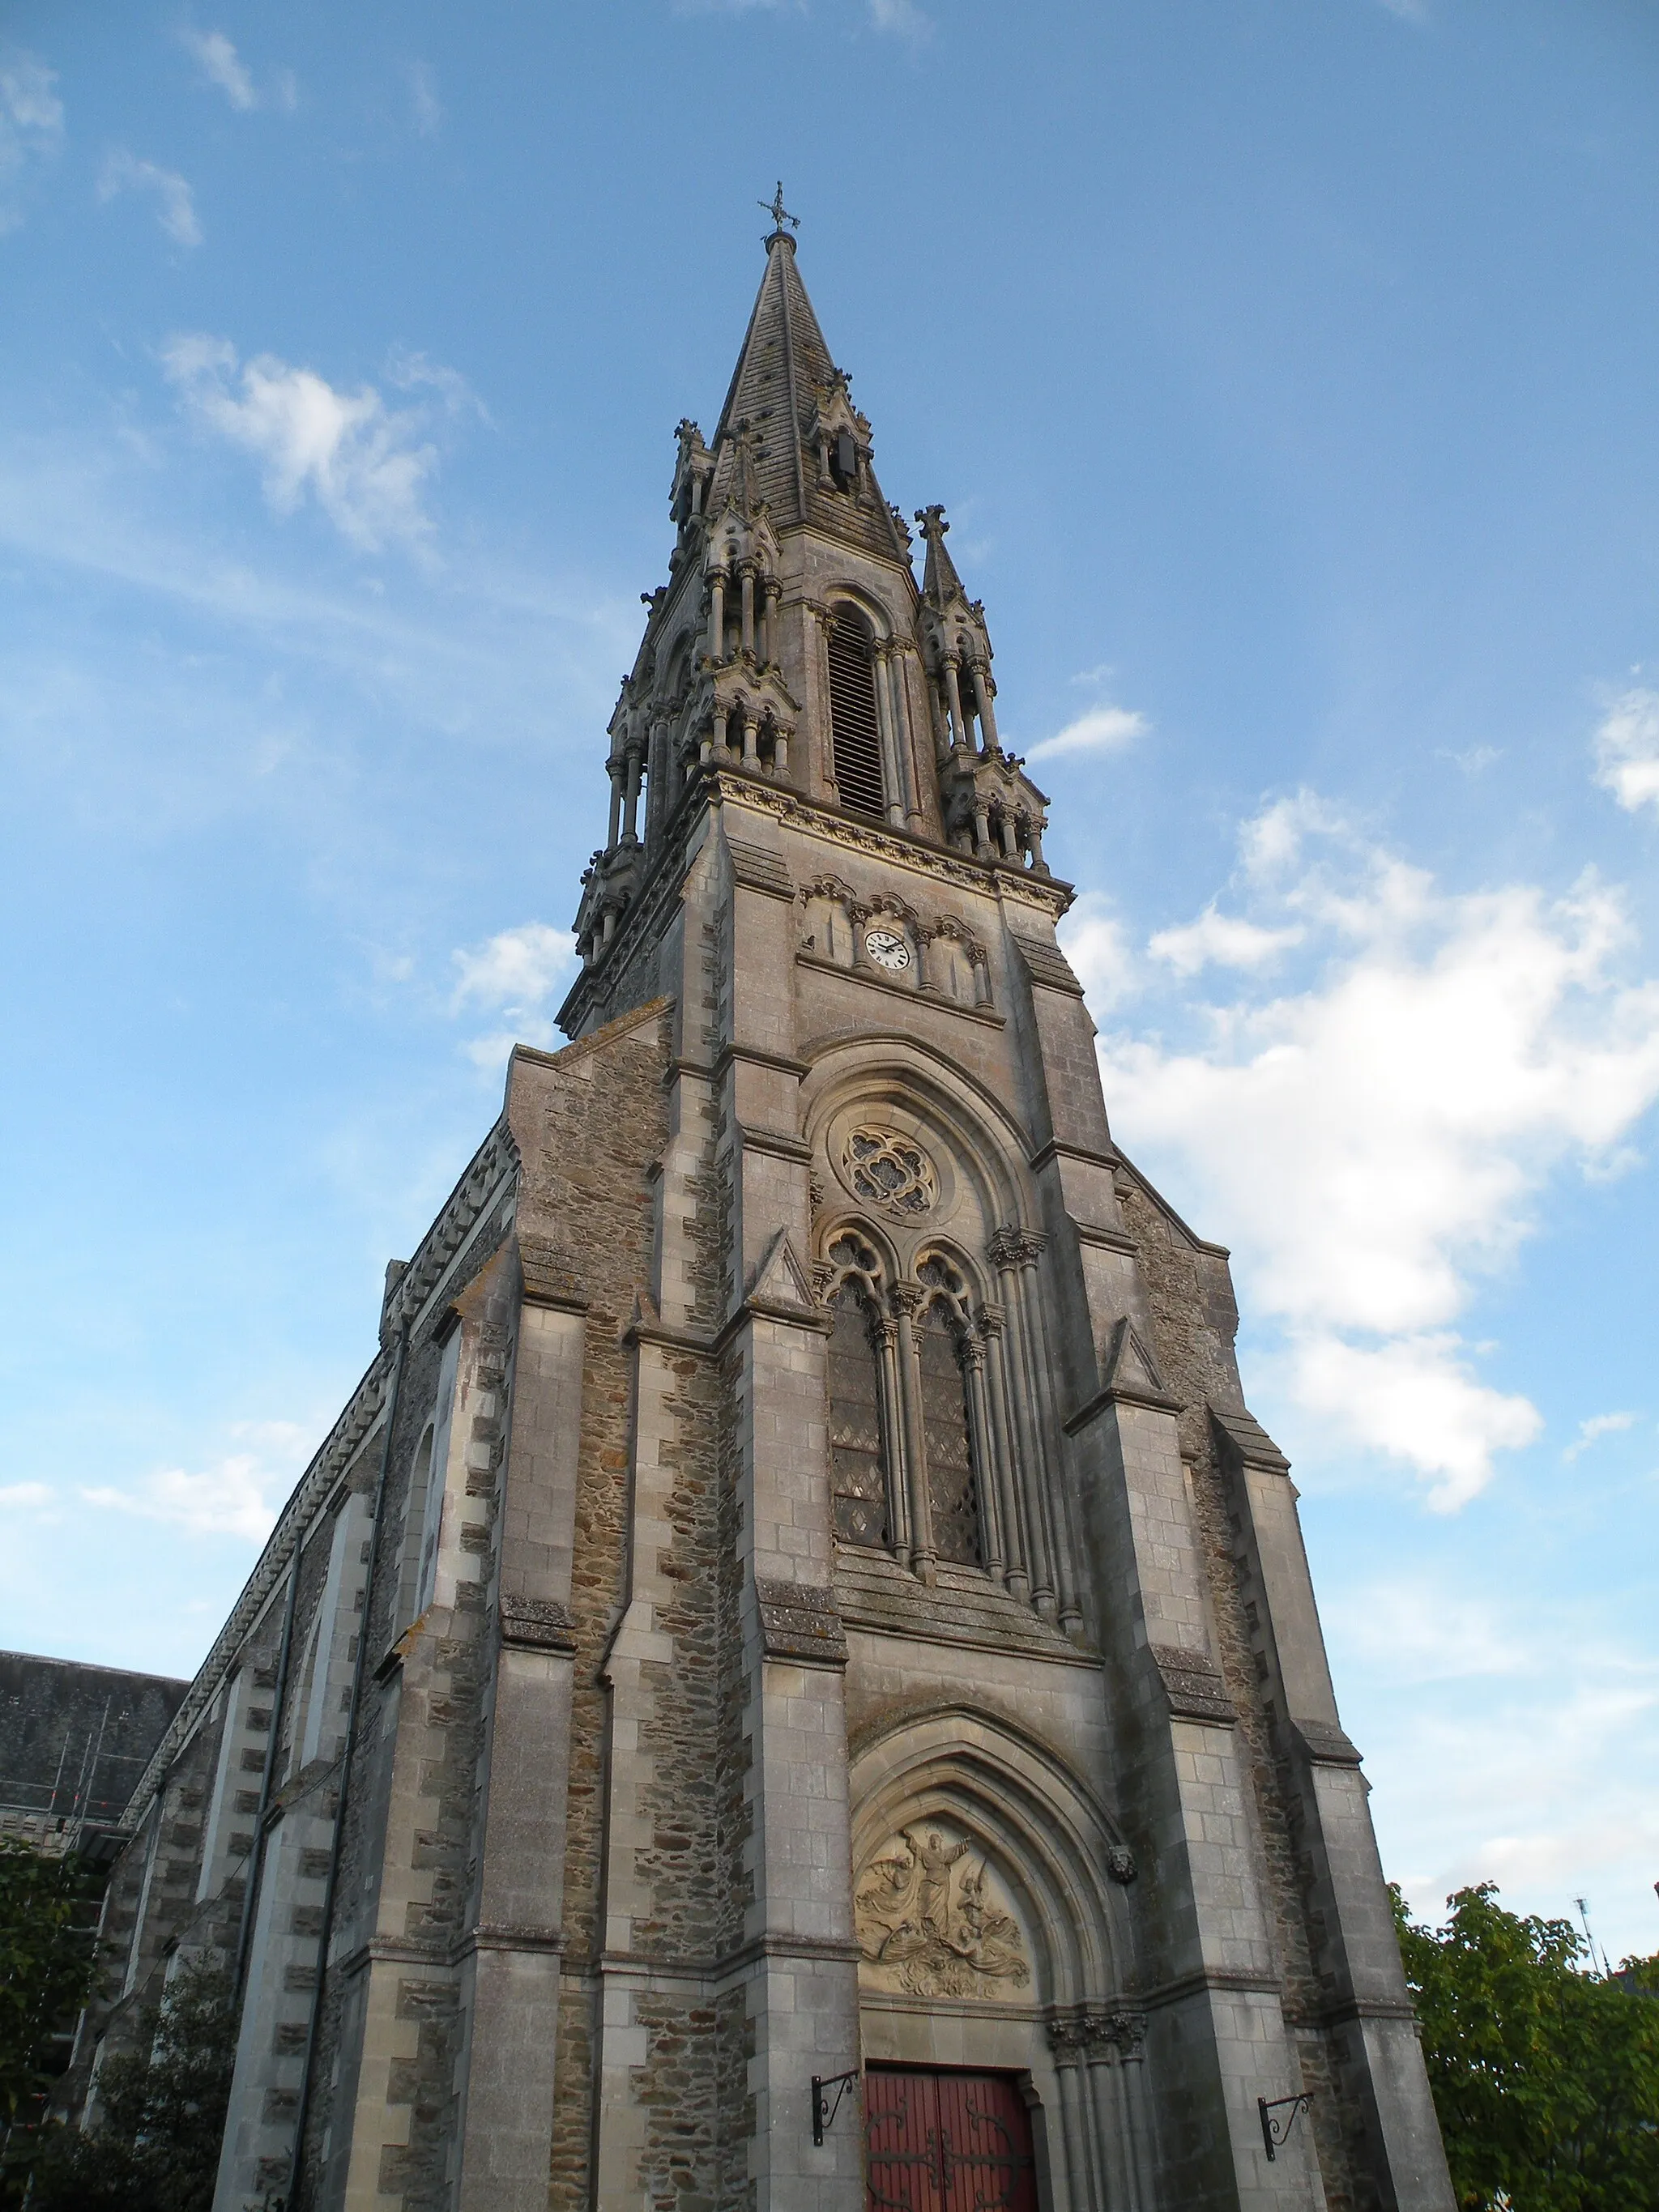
865,2067,1038,2212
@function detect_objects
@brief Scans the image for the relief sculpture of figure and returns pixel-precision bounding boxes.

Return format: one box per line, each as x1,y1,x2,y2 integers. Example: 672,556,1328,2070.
955,1862,1027,1983
855,1834,919,1954
901,1826,970,1939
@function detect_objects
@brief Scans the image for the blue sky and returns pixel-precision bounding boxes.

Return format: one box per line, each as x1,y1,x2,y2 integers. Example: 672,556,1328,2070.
2,0,1657,1962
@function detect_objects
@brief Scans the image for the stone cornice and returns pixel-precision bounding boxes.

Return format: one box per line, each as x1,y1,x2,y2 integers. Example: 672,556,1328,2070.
381,1115,519,1342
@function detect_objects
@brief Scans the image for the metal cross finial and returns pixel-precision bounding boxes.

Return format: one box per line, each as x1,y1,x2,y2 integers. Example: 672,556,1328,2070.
760,181,800,236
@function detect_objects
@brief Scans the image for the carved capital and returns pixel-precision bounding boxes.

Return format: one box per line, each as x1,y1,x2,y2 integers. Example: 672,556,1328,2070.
1083,2010,1145,2061
987,1226,1045,1272
889,1282,924,1319
975,1301,1006,1339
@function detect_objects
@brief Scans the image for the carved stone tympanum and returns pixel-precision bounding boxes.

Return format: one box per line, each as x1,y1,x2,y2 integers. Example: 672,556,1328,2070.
855,1822,1030,1999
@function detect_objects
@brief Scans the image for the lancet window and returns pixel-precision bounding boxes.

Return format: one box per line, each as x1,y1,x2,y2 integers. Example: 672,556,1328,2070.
915,1255,982,1568
817,1213,1077,1628
826,609,885,818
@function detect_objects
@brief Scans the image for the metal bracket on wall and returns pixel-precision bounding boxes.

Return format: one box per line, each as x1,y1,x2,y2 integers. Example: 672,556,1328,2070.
1258,2091,1314,2161
811,2069,860,2146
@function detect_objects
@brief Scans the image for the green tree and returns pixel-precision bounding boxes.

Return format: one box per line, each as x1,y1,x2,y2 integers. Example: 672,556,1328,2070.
23,1952,240,2212
0,1835,101,2133
1393,1882,1659,2212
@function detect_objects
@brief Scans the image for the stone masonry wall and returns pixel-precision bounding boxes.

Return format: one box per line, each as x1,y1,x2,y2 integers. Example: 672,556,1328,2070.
510,1009,679,2212
1115,1167,1363,2212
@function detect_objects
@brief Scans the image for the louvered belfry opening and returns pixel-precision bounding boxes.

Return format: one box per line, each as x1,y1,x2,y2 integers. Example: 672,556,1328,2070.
826,610,885,817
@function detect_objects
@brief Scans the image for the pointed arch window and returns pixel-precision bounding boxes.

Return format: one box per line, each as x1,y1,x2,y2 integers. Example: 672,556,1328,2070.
916,1301,982,1568
826,609,885,818
827,1281,889,1548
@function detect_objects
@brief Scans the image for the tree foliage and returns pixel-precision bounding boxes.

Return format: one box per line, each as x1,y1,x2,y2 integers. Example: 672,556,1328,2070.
0,1835,101,2130
1394,1882,1659,2212
22,1952,239,2212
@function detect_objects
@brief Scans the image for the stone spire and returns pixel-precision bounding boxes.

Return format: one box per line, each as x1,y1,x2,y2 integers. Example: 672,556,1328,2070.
702,224,910,564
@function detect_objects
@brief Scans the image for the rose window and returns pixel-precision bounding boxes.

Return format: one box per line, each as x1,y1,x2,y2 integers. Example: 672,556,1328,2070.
843,1129,937,1216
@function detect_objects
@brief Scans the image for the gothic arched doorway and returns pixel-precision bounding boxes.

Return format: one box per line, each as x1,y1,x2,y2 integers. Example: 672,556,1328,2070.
865,2067,1038,2212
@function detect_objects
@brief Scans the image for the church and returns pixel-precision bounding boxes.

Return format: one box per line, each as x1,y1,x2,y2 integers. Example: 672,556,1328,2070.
77,206,1455,2212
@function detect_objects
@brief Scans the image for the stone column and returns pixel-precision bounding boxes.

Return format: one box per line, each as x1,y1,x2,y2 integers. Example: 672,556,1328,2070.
960,1333,1004,1579
707,571,725,659
606,760,623,850
988,1234,1056,1618
889,1285,935,1582
876,1318,911,1558
887,650,924,825
1047,2025,1101,2212
942,655,970,752
1009,1238,1083,1634
976,1303,1026,1596
1082,2013,1146,2212
869,642,906,829
740,564,756,656
970,660,1000,752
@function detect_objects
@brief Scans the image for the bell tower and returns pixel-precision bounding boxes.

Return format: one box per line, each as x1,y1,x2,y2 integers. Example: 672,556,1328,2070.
565,207,1050,1001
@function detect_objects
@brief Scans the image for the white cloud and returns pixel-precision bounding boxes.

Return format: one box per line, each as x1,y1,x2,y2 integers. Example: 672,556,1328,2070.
463,1024,557,1072
1149,906,1303,978
98,149,201,246
388,347,488,423
1325,1572,1659,1955
180,28,254,109
1096,800,1659,1508
451,921,574,1011
1336,1579,1529,1683
1439,744,1501,775
0,1481,53,1511
163,335,441,552
1563,1409,1637,1464
1058,894,1138,1012
1024,704,1147,764
0,50,63,232
407,61,441,136
81,1419,308,1544
867,0,931,36
177,28,295,113
1294,1333,1542,1506
1593,688,1659,818
451,921,574,1067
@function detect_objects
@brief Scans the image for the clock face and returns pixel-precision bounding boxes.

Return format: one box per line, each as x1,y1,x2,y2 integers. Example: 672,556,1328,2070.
864,928,912,974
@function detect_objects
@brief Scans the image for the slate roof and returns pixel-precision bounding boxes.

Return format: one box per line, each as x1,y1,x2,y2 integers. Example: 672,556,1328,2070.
0,1649,190,1838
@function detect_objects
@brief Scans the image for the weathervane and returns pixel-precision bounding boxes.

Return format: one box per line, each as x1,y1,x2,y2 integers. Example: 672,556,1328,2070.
760,181,800,237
